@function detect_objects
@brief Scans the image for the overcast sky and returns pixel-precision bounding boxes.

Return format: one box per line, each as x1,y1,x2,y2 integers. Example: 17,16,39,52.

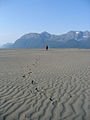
0,0,90,45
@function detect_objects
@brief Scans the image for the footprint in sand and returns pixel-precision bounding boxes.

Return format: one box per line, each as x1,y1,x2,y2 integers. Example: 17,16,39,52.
49,97,53,101
22,75,26,78
31,80,34,84
29,71,32,74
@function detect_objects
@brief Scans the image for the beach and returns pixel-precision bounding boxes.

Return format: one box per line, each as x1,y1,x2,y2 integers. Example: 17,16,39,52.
0,49,90,120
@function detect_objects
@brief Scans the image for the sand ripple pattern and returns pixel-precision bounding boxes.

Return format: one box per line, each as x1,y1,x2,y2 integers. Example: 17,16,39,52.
0,49,90,120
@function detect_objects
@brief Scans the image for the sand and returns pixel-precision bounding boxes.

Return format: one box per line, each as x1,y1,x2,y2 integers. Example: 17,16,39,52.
0,49,90,120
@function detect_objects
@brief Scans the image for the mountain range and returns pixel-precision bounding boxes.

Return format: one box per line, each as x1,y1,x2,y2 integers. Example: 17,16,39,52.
1,31,90,49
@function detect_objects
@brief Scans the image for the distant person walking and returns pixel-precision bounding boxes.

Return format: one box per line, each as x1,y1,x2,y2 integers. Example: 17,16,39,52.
46,45,48,50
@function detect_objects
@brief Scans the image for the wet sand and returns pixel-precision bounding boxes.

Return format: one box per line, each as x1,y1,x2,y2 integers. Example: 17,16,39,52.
0,49,90,120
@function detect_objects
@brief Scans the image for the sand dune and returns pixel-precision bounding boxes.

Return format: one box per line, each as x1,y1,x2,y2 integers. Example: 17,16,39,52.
0,49,90,120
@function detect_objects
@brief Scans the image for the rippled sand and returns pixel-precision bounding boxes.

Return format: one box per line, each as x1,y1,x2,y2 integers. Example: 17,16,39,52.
0,49,90,120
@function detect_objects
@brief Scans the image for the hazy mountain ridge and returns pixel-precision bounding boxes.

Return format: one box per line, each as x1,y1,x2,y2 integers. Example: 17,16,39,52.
1,31,90,49
0,43,13,48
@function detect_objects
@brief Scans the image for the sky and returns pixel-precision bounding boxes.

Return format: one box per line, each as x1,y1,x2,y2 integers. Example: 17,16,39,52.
0,0,90,45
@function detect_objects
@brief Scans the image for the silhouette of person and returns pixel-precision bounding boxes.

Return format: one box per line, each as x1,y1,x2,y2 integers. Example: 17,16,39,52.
46,45,48,50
